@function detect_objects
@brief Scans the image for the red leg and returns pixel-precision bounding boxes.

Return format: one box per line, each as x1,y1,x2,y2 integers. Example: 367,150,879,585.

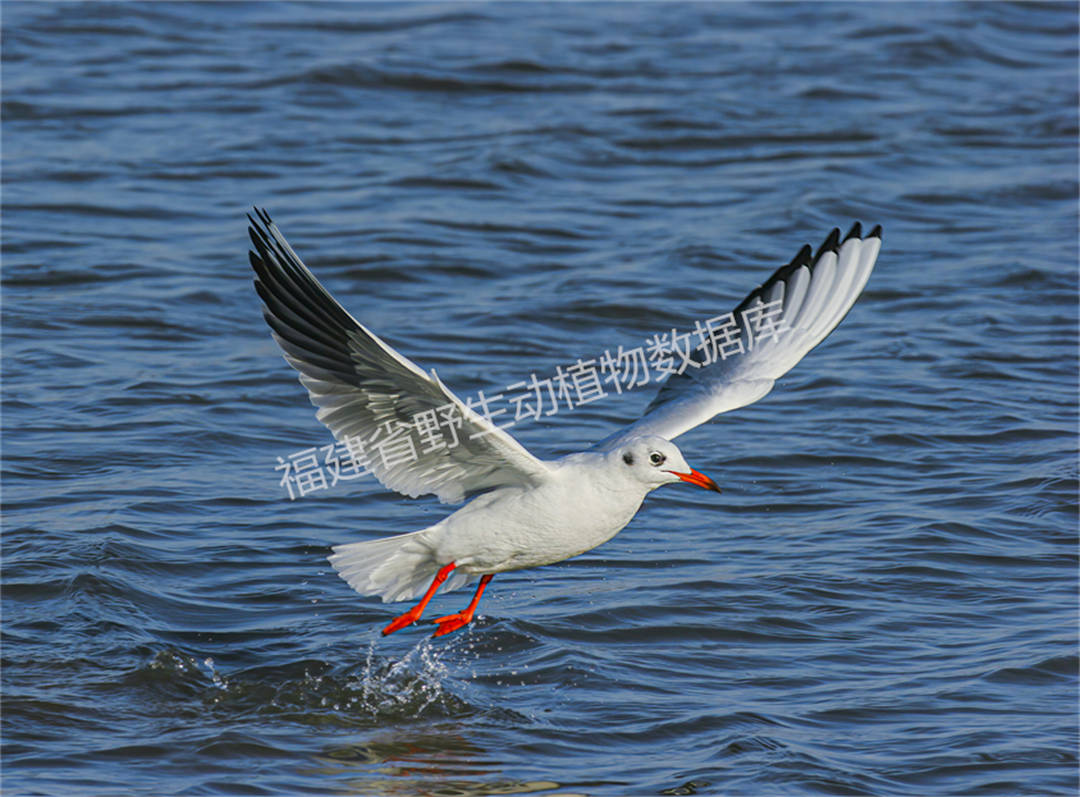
382,561,456,636
432,574,494,637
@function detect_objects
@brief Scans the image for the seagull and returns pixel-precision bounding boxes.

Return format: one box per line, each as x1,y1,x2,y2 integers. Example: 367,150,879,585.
248,208,881,637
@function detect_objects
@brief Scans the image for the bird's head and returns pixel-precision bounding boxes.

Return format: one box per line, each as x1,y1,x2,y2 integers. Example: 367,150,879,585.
610,435,721,494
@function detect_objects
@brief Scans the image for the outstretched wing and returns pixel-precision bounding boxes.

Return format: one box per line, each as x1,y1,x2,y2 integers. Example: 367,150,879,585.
248,208,551,503
596,223,881,450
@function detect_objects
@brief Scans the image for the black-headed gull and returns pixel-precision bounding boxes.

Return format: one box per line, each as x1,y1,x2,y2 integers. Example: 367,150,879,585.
248,209,881,636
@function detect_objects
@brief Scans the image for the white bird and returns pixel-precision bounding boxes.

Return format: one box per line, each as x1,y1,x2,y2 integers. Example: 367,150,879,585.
248,208,881,637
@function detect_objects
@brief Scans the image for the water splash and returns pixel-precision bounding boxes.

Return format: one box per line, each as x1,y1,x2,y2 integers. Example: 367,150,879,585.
351,636,463,718
134,642,474,726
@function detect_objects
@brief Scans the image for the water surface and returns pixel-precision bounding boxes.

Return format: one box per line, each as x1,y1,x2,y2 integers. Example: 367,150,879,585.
3,2,1077,795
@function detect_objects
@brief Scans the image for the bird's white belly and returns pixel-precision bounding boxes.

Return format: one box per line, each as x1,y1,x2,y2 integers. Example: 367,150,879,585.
433,482,643,574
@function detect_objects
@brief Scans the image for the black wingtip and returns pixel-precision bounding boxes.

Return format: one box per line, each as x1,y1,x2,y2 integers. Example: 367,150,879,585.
248,225,269,253
779,242,810,271
868,224,882,240
253,206,273,226
814,227,841,262
843,221,863,243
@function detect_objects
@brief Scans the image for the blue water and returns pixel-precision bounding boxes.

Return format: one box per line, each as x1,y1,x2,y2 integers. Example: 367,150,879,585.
3,2,1077,795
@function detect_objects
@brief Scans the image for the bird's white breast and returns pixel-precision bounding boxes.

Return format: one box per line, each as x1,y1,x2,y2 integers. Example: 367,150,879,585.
432,455,647,574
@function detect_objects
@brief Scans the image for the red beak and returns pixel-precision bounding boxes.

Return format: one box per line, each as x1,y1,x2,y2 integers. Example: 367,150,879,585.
668,468,722,493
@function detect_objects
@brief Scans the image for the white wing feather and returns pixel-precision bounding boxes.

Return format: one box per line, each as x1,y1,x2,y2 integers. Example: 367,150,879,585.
249,208,551,503
595,223,882,450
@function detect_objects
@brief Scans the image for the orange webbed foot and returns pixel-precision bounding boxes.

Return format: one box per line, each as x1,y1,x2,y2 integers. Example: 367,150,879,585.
431,610,475,637
380,561,458,636
382,607,422,636
429,573,493,638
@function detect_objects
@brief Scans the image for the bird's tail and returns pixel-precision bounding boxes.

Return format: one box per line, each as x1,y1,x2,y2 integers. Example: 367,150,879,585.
327,528,471,603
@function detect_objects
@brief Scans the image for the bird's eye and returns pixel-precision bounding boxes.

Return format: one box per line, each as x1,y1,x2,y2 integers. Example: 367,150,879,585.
649,452,665,466
622,452,634,466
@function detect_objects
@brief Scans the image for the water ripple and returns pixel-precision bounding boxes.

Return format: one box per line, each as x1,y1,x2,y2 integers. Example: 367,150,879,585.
3,1,1076,795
